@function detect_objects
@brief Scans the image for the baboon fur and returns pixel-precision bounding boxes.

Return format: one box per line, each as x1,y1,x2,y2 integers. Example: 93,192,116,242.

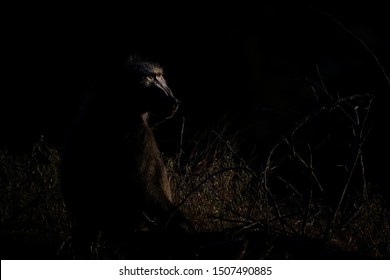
60,57,191,257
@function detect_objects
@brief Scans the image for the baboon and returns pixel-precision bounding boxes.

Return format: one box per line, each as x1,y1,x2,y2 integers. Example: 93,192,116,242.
61,56,192,258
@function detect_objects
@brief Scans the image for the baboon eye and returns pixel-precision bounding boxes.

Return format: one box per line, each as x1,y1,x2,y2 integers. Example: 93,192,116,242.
146,75,154,81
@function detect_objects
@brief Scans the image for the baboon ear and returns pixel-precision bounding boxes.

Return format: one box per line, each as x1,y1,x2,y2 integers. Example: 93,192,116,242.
126,55,163,74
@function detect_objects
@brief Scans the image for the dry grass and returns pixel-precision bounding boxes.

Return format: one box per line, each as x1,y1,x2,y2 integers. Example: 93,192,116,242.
165,93,390,259
0,138,70,258
0,93,389,259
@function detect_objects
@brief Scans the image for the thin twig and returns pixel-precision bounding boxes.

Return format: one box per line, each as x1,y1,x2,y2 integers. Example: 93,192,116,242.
284,138,324,193
311,7,390,86
177,117,185,169
316,64,334,101
211,131,260,180
330,103,374,230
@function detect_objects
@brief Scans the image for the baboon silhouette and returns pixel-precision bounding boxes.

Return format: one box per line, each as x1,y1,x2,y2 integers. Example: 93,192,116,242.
60,56,191,258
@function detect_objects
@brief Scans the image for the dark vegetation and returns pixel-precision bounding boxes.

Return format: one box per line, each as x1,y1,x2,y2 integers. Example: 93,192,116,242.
1,4,390,259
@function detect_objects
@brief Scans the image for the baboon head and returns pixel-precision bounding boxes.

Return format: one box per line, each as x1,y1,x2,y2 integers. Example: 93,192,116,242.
113,57,180,118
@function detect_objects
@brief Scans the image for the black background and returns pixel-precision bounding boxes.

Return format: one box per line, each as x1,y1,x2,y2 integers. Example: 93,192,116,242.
2,3,389,185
